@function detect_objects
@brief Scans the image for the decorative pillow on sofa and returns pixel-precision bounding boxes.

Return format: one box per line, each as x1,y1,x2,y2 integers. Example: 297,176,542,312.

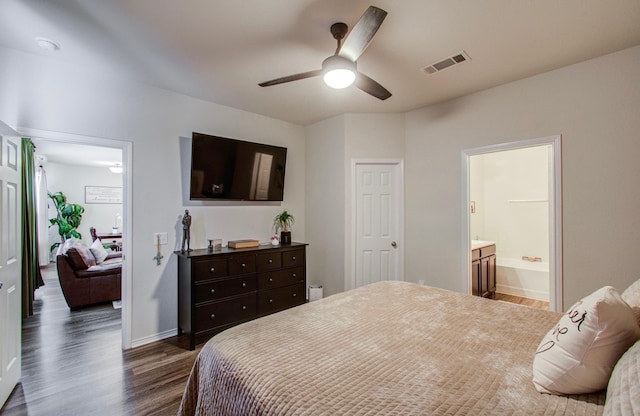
90,238,109,264
61,238,96,270
66,247,96,270
603,340,640,415
532,286,640,395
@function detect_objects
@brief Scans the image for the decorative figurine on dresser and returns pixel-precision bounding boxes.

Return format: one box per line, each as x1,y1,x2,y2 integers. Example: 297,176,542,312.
181,209,192,252
175,242,308,350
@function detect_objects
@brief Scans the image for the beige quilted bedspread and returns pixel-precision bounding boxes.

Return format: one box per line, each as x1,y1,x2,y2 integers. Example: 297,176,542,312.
178,281,605,415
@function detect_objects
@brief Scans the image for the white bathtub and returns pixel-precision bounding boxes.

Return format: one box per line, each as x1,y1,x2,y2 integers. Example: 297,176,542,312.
495,257,549,301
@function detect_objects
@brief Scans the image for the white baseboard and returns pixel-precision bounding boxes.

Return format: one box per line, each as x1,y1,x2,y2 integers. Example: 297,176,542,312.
131,328,177,349
496,284,548,301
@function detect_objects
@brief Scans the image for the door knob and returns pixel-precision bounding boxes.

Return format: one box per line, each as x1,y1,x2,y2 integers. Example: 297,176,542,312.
391,241,397,248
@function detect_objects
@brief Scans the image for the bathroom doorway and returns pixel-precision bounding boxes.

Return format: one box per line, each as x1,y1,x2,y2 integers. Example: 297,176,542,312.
462,135,562,311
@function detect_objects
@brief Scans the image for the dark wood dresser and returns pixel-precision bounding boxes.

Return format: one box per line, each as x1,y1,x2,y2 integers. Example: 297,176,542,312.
176,242,307,350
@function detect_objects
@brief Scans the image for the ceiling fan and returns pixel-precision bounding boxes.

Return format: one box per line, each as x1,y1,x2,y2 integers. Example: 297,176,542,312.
258,6,391,100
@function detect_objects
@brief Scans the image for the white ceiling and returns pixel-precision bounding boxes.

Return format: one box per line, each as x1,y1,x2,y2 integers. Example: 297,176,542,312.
1,0,639,127
31,139,122,168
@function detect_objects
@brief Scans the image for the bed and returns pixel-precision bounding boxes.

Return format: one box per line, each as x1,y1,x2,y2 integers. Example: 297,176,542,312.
178,281,640,415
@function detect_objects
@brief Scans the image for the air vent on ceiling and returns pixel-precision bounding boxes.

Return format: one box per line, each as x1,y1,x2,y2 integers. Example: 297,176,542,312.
422,51,471,75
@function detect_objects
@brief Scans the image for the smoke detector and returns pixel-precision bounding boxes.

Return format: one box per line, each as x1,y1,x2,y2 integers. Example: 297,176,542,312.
35,37,61,52
422,51,471,75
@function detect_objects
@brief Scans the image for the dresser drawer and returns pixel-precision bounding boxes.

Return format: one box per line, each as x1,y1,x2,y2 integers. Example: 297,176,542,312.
257,252,282,271
257,267,304,290
193,258,228,282
228,255,256,275
195,294,256,333
195,275,257,304
258,283,305,315
282,249,305,268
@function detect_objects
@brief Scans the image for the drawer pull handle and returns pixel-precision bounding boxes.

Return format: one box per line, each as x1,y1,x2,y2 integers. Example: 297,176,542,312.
242,305,247,310
269,299,273,303
242,282,247,287
210,267,215,273
241,263,246,268
292,256,296,260
268,277,273,282
210,288,215,294
210,314,216,319
292,273,297,278
292,293,297,297
268,259,273,264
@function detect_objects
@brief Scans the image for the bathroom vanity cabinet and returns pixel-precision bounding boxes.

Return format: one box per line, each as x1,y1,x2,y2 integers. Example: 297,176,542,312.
471,242,496,298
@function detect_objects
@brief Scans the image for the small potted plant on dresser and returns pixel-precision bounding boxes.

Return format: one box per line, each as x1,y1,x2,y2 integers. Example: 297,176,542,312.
274,210,295,244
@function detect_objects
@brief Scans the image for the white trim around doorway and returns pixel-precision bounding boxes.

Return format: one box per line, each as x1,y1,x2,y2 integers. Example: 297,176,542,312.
17,126,133,349
461,135,563,311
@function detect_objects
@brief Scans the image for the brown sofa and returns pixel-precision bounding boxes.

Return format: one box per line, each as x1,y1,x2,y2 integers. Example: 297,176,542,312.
56,248,122,310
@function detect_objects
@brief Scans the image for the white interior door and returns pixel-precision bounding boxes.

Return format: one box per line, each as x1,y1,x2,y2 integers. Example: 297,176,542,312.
353,161,404,288
0,131,22,407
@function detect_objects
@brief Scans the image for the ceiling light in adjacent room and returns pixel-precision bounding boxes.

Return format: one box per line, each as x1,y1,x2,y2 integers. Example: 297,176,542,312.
109,163,123,173
322,55,356,89
35,37,61,52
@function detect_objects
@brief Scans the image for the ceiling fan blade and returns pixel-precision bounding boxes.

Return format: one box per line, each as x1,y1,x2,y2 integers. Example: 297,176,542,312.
355,72,391,100
338,6,387,62
258,70,322,87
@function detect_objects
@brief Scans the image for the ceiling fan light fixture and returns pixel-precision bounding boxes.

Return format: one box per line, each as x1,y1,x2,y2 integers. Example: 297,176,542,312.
322,55,356,89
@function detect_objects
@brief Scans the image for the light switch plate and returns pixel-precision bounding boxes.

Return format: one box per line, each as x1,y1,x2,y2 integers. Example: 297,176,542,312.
154,232,168,245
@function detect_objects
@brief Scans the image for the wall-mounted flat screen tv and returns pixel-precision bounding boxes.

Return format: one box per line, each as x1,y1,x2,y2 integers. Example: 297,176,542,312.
190,132,287,201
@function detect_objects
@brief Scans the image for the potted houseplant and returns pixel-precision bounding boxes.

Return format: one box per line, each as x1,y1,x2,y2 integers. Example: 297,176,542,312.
273,210,295,244
48,191,85,254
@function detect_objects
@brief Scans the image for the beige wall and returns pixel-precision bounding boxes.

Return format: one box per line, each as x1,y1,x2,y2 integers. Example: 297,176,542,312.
405,46,640,307
306,113,405,296
305,115,346,297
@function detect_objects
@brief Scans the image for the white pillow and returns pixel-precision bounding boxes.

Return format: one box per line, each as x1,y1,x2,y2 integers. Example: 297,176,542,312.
60,237,82,254
90,238,109,264
532,286,640,395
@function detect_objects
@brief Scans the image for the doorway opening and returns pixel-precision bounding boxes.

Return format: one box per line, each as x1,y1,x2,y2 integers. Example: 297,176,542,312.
462,136,562,311
21,127,132,348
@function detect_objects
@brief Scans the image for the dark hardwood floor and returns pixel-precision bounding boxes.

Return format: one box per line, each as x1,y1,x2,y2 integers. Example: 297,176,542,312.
1,265,200,416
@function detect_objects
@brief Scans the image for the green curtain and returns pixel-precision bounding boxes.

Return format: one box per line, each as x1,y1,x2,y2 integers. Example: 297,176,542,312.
21,137,43,318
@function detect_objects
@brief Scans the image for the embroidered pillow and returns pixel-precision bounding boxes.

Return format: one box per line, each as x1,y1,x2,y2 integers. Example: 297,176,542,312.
532,286,640,395
90,238,109,264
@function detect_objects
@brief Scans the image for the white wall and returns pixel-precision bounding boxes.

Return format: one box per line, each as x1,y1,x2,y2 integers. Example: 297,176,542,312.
45,162,123,250
305,116,346,297
0,46,306,346
305,113,405,296
405,46,640,308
